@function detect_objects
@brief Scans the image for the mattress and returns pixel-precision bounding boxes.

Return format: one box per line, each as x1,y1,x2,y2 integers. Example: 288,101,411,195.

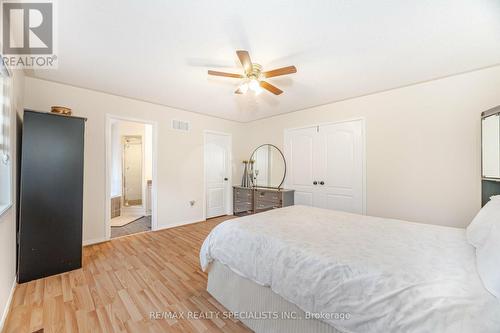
208,260,342,333
200,205,500,333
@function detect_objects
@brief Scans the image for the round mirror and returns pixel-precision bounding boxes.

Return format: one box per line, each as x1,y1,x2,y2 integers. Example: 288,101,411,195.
250,144,286,188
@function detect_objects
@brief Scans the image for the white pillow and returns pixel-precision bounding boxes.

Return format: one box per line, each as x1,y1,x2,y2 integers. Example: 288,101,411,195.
490,195,500,201
476,222,500,298
466,199,500,248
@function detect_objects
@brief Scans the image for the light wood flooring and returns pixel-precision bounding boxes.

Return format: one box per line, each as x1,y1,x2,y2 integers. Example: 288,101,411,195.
3,216,251,333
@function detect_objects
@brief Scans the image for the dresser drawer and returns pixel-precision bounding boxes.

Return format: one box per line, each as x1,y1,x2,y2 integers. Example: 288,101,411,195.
234,188,253,200
255,199,282,211
234,197,253,206
234,194,253,203
255,190,281,203
234,201,253,213
233,186,294,215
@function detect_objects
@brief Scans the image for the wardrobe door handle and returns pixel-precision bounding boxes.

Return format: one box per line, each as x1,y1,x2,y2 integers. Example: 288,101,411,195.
319,181,325,185
313,181,318,185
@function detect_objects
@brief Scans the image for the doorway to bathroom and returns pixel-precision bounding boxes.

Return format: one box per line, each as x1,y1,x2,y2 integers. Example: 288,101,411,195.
106,116,157,239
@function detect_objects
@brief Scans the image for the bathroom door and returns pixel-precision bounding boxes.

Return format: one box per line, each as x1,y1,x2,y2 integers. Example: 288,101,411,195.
205,132,231,218
123,136,143,206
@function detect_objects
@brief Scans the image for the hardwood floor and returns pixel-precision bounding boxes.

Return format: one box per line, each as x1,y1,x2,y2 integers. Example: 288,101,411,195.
3,216,251,333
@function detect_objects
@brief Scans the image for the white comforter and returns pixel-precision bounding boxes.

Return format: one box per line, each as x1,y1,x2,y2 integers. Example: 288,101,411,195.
200,205,500,333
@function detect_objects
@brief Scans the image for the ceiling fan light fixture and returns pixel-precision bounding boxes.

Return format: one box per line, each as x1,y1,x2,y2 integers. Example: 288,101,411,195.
208,50,297,95
253,85,263,95
249,78,260,92
239,82,249,94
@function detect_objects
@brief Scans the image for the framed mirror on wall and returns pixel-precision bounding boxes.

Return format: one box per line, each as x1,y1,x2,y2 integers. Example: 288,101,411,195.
249,144,286,189
482,112,500,179
481,106,500,206
233,144,294,216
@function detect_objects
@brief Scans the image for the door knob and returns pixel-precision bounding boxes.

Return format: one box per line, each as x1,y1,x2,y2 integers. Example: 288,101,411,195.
313,181,318,185
224,177,228,181
319,181,325,185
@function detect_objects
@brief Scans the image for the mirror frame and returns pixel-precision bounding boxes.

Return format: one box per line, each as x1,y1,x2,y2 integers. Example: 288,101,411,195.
249,144,286,189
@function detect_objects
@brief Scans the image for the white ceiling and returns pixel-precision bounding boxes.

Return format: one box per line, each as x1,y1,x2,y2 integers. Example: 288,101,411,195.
30,0,500,122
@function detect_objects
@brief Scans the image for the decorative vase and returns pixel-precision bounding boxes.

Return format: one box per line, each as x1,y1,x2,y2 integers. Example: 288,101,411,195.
248,160,255,187
241,161,249,187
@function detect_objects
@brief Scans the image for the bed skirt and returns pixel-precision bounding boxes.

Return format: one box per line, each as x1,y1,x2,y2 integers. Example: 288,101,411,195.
207,260,342,333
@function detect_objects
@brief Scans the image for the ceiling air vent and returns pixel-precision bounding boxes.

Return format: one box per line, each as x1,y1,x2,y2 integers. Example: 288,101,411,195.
171,119,190,132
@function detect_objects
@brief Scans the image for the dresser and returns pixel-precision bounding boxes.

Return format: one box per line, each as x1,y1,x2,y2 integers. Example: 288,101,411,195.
233,186,294,216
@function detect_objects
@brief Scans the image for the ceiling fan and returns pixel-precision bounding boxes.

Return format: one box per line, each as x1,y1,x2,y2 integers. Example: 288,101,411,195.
208,50,297,95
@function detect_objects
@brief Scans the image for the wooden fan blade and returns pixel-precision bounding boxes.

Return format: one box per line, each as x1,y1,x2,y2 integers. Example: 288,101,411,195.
262,66,297,78
208,70,244,78
260,81,283,95
236,50,252,74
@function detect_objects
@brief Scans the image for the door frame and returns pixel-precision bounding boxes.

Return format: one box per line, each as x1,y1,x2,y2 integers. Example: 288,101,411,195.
203,130,233,220
105,114,159,240
283,117,366,214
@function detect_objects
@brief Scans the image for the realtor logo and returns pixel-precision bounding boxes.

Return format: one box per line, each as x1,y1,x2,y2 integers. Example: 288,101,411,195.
1,0,57,68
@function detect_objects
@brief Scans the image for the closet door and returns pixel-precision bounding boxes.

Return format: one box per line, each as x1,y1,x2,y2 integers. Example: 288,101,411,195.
284,126,321,206
285,120,364,214
316,120,364,213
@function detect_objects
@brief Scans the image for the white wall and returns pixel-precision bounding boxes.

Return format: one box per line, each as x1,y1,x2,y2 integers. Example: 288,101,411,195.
24,77,245,244
0,70,24,329
241,66,500,228
23,64,500,245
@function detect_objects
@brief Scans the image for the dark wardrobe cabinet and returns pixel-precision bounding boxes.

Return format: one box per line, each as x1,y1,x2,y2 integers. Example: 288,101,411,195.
17,110,86,283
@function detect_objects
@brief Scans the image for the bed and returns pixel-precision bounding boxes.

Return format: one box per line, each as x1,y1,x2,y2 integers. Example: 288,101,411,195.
200,205,500,333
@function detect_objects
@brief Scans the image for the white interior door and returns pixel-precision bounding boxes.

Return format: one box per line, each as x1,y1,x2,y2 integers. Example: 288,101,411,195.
317,120,364,213
205,132,231,218
285,120,364,214
285,126,320,206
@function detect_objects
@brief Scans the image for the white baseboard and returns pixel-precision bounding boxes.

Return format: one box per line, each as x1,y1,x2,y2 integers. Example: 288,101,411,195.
0,278,16,331
154,217,206,232
83,237,108,246
84,216,214,245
